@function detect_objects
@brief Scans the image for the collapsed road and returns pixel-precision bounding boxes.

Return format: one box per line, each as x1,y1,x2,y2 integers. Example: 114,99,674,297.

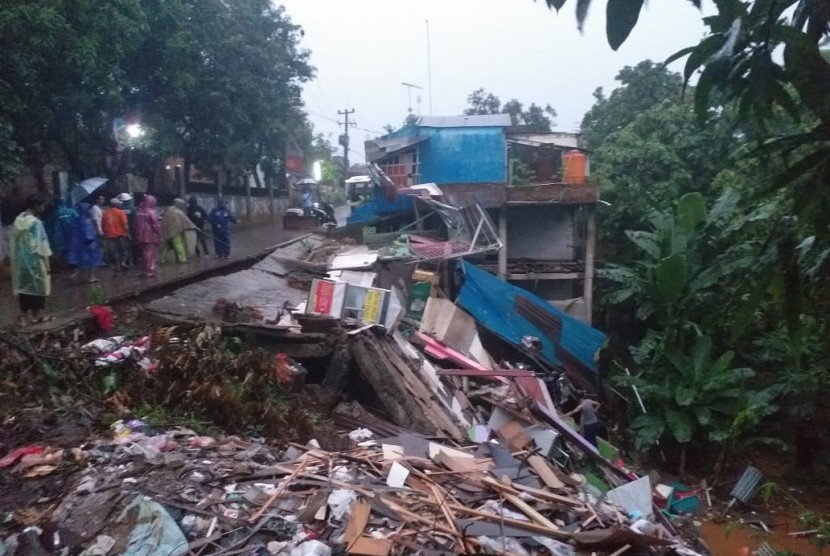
2,202,715,555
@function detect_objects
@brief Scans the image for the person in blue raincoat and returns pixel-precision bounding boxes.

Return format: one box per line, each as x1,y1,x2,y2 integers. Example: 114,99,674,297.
67,202,103,283
209,199,237,259
45,199,78,262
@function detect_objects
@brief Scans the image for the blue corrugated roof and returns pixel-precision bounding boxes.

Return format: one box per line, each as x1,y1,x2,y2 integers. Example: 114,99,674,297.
457,261,605,381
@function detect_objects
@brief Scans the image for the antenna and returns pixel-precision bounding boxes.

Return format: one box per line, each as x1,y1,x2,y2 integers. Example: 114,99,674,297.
426,19,433,115
401,82,423,114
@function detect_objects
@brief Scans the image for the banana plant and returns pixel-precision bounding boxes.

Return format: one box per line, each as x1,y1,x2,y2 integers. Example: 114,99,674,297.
623,334,775,474
602,191,777,471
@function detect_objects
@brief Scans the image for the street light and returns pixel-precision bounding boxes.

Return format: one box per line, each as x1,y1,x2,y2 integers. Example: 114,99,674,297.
125,124,144,139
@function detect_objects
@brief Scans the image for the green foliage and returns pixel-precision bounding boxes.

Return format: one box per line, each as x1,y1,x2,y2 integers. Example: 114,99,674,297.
509,159,535,185
0,0,312,190
603,193,777,458
89,285,104,305
464,88,557,131
136,403,173,427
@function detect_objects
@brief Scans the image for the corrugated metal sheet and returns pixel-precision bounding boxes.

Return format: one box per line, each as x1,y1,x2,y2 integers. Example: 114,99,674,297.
507,132,581,148
457,261,606,387
416,114,512,128
365,135,428,163
730,466,763,503
370,118,507,184
507,205,574,260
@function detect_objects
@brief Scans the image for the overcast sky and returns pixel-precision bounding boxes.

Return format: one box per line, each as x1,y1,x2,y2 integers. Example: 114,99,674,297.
278,0,712,160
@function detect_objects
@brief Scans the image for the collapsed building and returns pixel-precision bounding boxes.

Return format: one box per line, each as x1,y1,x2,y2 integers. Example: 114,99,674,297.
0,150,719,555
101,185,713,555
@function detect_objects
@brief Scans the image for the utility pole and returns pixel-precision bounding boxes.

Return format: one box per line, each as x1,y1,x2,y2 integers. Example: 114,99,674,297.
426,19,433,115
338,108,356,186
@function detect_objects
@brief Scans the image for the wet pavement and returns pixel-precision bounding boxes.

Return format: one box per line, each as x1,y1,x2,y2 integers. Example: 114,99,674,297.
0,219,305,329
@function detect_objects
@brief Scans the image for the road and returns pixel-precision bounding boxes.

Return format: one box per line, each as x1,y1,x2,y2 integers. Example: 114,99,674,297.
0,220,304,329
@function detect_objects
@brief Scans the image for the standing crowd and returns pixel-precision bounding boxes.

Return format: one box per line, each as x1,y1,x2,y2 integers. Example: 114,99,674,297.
8,193,237,326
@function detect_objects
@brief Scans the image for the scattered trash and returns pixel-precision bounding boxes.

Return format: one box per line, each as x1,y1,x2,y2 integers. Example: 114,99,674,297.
117,496,188,556
726,466,764,513
0,230,722,556
347,428,373,442
79,535,115,556
326,489,357,521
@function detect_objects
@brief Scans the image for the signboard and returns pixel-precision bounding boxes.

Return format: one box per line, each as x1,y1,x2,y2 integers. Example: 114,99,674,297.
407,282,432,322
307,279,346,318
363,288,384,323
343,284,388,325
306,278,403,329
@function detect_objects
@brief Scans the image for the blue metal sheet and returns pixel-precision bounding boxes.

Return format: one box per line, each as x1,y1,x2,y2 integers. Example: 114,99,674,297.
457,261,605,385
346,186,414,225
380,125,507,184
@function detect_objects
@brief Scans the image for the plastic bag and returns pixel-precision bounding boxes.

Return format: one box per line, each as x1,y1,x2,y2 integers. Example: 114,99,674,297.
117,496,187,556
326,489,357,521
289,540,331,556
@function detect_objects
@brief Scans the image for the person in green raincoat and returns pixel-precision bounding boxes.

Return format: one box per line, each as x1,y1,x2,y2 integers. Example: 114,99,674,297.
10,194,53,326
160,198,196,263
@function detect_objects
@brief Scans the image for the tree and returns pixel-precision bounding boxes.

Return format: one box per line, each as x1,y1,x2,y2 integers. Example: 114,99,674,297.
502,99,558,130
537,0,830,228
464,89,557,131
582,62,740,256
464,88,502,115
601,192,777,472
580,61,683,151
0,0,148,187
0,0,314,195
128,0,311,188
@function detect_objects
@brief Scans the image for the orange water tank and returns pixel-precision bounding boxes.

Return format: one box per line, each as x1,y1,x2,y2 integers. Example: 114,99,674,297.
563,150,587,185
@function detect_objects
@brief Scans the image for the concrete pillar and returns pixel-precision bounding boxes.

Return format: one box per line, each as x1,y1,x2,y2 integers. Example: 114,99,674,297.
245,173,252,220
174,166,184,198
583,206,597,325
498,206,508,279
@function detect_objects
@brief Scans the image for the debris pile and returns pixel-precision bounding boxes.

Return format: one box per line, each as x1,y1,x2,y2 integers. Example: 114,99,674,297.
0,324,321,442
1,216,717,554
1,418,700,556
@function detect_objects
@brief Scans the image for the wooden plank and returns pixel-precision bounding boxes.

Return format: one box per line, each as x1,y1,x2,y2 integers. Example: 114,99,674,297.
384,343,464,438
348,537,393,556
497,421,532,451
247,461,309,523
503,492,560,531
432,452,486,492
609,543,632,556
442,503,571,540
344,501,371,545
527,455,566,490
482,477,585,509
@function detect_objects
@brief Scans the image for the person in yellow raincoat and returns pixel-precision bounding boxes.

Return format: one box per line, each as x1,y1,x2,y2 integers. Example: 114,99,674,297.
160,198,196,263
10,194,53,326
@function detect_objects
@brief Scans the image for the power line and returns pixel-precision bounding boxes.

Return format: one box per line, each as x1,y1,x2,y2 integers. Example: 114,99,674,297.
306,108,340,125
354,125,383,135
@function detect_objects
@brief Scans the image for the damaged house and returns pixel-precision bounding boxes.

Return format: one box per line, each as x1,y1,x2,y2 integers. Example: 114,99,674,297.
365,115,599,323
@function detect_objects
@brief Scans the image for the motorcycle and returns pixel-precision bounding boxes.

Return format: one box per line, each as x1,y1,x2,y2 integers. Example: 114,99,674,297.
311,201,337,227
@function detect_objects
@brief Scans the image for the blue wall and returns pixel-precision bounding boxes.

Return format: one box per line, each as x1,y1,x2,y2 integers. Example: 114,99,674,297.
389,125,506,184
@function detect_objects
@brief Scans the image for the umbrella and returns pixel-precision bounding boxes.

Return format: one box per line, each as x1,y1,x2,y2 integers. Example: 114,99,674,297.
70,177,108,205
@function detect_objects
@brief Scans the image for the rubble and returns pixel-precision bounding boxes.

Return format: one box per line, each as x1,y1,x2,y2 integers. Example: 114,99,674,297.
0,203,717,555
0,417,698,556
